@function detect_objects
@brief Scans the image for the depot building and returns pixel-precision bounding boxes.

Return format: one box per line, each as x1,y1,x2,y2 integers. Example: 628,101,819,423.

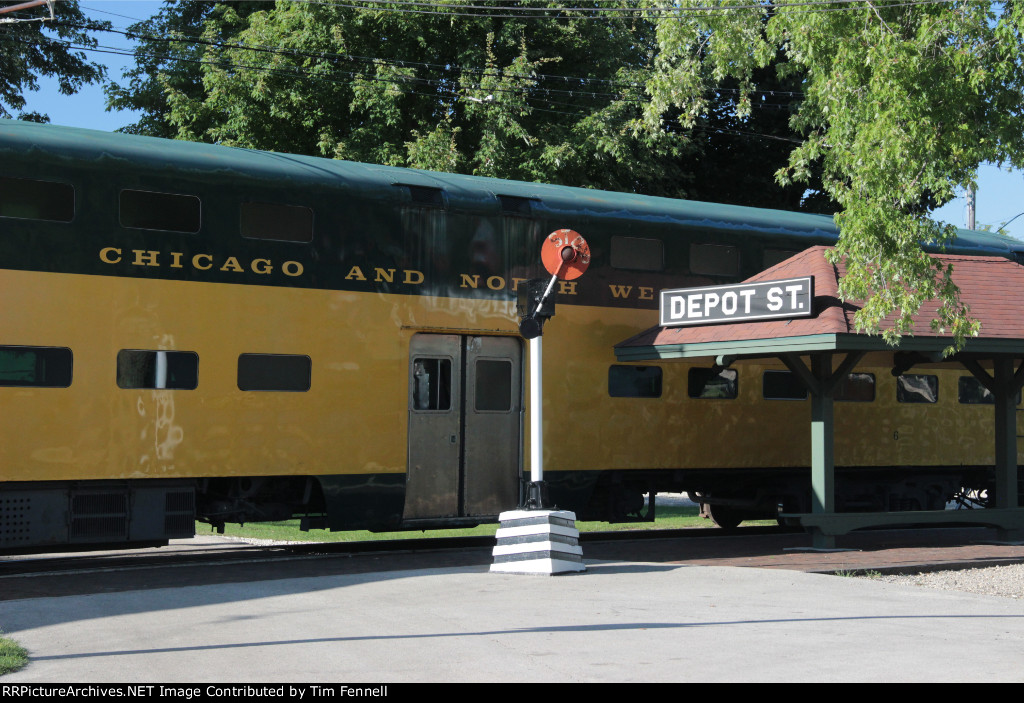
615,245,1024,549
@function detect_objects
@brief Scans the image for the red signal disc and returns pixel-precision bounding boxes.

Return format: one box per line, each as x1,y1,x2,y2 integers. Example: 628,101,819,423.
541,229,590,280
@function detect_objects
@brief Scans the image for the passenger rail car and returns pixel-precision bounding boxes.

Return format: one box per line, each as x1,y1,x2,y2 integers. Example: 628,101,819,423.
2,119,1022,551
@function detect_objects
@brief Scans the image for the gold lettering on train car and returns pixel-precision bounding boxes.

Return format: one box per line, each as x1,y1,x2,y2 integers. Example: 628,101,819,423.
487,276,505,291
133,250,160,267
638,287,654,300
511,278,527,291
460,274,480,288
609,285,632,298
404,270,424,285
558,280,577,296
97,247,304,279
220,257,244,273
345,266,366,281
375,268,395,283
100,247,122,264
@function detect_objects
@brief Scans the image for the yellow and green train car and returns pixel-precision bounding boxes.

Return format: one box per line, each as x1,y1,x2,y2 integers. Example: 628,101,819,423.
1,119,1021,550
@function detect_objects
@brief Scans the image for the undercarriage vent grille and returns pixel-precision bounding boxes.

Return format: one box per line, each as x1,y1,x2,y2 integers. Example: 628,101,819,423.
71,492,128,540
164,490,196,537
1,496,32,546
166,490,195,513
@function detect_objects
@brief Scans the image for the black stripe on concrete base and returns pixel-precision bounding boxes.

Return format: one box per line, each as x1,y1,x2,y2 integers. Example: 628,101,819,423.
493,550,584,564
496,533,578,547
500,516,576,529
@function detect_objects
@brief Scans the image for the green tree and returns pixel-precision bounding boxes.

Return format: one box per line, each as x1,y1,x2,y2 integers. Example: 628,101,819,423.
0,0,108,122
104,1,260,138
104,0,826,209
646,0,1024,350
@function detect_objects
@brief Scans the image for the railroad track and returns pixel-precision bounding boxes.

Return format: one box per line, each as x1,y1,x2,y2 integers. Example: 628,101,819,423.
0,525,784,582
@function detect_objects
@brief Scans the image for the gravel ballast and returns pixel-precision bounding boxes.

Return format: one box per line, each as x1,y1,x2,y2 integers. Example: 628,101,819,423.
870,563,1024,599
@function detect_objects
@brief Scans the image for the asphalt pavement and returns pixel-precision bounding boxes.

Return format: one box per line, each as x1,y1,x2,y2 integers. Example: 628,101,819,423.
2,537,1023,682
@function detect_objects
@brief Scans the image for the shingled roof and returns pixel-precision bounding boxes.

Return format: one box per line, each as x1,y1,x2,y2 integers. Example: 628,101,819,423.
615,245,1024,361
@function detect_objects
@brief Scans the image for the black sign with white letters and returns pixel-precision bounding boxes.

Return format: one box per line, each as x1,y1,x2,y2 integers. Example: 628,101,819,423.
660,277,814,327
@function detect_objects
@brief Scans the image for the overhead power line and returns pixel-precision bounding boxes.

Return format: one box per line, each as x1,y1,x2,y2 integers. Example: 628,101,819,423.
0,30,803,147
290,0,961,19
56,19,805,103
7,31,802,118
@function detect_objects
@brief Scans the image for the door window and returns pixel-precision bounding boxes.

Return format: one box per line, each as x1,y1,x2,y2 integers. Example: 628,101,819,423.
412,358,452,411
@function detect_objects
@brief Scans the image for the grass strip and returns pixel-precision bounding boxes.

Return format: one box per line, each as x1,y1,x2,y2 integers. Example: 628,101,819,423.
205,505,775,543
0,633,28,676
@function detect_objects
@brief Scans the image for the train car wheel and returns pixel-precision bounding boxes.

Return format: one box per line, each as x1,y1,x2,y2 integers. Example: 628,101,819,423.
707,503,742,530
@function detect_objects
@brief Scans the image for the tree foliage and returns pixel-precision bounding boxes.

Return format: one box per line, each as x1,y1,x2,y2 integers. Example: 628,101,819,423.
0,0,108,122
104,0,823,208
646,0,1024,350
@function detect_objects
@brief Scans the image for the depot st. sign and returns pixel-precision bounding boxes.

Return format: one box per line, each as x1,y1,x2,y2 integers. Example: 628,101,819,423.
659,277,814,327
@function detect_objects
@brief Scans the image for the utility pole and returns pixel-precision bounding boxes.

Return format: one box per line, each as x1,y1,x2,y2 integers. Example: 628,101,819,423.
0,0,53,23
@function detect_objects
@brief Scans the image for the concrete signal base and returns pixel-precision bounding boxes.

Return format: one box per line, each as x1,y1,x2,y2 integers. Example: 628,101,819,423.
490,509,585,575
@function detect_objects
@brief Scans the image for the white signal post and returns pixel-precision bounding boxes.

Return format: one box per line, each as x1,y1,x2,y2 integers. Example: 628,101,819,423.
492,230,590,576
528,244,578,486
530,334,544,485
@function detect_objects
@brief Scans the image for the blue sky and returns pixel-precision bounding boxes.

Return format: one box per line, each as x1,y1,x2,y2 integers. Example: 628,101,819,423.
18,1,1024,240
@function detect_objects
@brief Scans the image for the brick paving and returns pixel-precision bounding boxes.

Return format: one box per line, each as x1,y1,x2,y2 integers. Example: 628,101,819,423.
583,526,1024,574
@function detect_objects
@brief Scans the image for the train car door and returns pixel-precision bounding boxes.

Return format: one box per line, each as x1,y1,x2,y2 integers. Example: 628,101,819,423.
405,334,522,520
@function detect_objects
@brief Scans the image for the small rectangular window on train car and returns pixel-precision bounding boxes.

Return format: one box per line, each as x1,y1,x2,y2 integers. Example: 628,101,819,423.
117,350,198,390
763,370,808,400
400,185,445,208
608,365,662,398
238,354,311,392
611,237,664,272
763,249,800,270
690,243,739,277
959,376,993,404
412,358,452,410
687,367,738,399
0,346,72,387
0,177,74,222
240,202,313,243
835,373,875,402
958,376,1021,404
120,189,201,233
896,374,938,404
498,195,536,216
475,360,512,412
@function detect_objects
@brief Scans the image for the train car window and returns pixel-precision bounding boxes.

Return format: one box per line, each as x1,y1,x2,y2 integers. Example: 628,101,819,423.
608,365,662,398
120,189,201,233
611,237,664,272
763,249,800,269
690,243,739,277
896,374,938,404
475,360,512,412
240,202,313,243
0,177,74,222
399,185,445,209
0,346,72,387
687,367,738,399
237,354,311,392
498,195,536,216
835,373,875,402
412,358,451,410
959,376,993,404
958,376,1022,404
763,370,807,400
116,350,198,390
